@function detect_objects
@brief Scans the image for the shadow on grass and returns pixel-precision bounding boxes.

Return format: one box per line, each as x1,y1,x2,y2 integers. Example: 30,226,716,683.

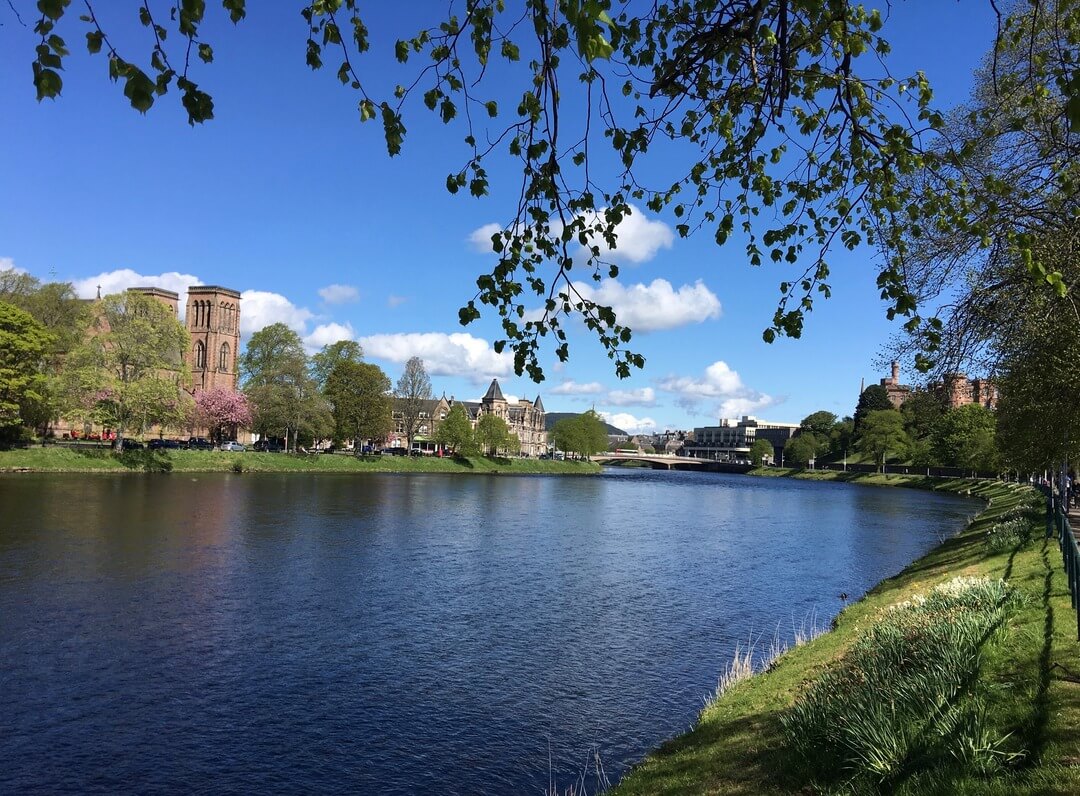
72,446,174,472
451,455,474,468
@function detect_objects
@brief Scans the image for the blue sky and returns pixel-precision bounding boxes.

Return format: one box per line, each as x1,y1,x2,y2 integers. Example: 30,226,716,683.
0,2,997,434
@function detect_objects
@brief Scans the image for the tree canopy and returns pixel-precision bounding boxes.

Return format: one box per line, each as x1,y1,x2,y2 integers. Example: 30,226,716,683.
324,359,393,448
0,301,53,441
59,291,191,448
394,356,432,451
434,402,475,455
18,1,1079,381
550,410,608,458
856,408,909,470
241,323,329,449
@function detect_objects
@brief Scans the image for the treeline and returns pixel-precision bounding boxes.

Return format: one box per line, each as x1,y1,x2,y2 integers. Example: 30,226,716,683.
784,384,1035,475
0,274,531,454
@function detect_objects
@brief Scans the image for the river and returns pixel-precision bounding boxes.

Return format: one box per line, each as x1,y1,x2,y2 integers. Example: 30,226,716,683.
0,468,980,794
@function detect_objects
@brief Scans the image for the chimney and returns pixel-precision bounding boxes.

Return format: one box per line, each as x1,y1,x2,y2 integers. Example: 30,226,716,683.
891,360,900,383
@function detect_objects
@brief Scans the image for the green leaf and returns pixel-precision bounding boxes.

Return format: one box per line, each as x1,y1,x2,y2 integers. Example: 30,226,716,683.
198,43,213,63
85,30,103,54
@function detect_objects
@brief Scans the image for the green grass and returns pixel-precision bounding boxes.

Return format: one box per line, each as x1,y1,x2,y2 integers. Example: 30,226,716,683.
0,446,600,475
613,478,1080,795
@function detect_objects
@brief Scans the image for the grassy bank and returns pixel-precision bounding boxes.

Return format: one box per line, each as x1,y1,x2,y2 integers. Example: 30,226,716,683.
613,477,1080,795
0,446,600,475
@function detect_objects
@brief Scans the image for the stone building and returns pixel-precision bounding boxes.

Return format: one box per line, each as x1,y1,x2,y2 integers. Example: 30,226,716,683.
879,360,912,408
938,373,998,409
385,379,548,457
185,286,241,393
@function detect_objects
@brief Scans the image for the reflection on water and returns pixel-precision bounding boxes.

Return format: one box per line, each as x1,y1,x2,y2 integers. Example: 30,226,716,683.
0,469,979,794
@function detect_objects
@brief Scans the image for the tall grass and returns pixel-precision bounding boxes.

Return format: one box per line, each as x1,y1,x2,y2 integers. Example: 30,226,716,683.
705,611,825,708
781,576,1020,791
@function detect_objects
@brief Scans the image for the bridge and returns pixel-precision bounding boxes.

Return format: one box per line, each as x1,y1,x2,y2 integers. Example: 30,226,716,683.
590,452,709,470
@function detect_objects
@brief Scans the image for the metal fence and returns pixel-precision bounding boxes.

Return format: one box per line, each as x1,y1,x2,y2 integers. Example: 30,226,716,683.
1049,492,1080,641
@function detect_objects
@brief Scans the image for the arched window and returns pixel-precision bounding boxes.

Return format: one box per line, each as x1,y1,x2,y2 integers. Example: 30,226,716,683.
195,341,206,369
219,342,230,371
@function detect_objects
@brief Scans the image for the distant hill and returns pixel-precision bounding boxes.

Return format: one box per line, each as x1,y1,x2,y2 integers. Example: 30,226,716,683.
544,412,627,436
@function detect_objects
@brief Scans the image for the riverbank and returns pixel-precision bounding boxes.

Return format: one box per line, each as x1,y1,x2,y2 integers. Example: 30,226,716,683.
612,476,1080,795
0,446,600,475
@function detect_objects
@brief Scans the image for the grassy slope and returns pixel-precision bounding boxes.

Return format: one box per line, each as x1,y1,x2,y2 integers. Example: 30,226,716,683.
614,474,1080,795
0,446,600,475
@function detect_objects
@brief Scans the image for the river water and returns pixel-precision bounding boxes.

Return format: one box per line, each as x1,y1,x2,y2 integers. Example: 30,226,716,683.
0,468,980,794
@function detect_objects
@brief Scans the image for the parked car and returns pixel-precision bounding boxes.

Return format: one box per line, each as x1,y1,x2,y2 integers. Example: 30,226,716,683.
188,437,214,450
382,447,407,456
252,439,284,452
120,438,143,451
219,441,245,452
148,438,182,450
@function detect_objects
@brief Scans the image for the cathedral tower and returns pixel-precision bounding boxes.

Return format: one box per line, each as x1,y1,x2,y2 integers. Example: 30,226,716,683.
186,286,241,392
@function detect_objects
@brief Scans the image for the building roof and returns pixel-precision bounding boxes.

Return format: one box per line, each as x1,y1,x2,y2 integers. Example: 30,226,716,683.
188,285,242,298
533,394,545,413
483,379,505,402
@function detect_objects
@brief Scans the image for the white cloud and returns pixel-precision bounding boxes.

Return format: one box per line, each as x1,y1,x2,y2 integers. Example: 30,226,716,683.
658,360,778,420
658,361,745,399
0,256,23,273
716,396,779,419
607,386,656,406
303,322,356,351
551,380,604,395
318,284,360,305
466,203,673,264
240,290,316,336
387,294,408,308
359,332,513,381
600,411,657,434
72,268,203,316
579,204,674,264
569,278,721,332
467,222,503,253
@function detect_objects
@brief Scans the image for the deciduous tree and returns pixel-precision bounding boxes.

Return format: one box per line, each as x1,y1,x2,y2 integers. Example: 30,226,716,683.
475,412,511,457
0,301,53,442
394,356,432,452
241,323,323,451
434,402,475,455
194,387,252,443
856,409,910,471
60,292,189,449
20,2,1078,379
750,438,774,467
323,360,393,450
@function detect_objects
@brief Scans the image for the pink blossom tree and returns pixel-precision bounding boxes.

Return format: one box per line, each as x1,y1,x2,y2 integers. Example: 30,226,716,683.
194,387,252,443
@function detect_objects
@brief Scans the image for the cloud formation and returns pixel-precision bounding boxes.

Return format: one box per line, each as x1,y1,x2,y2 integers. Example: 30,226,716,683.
569,278,721,332
658,360,778,420
466,203,674,264
600,411,657,434
303,322,356,351
467,222,503,253
72,268,203,316
550,380,604,395
0,256,23,273
239,290,316,336
387,294,408,308
318,284,360,305
359,332,513,381
606,386,656,406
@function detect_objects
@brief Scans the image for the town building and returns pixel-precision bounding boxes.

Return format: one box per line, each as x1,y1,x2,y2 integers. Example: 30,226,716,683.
683,416,800,462
388,379,548,457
